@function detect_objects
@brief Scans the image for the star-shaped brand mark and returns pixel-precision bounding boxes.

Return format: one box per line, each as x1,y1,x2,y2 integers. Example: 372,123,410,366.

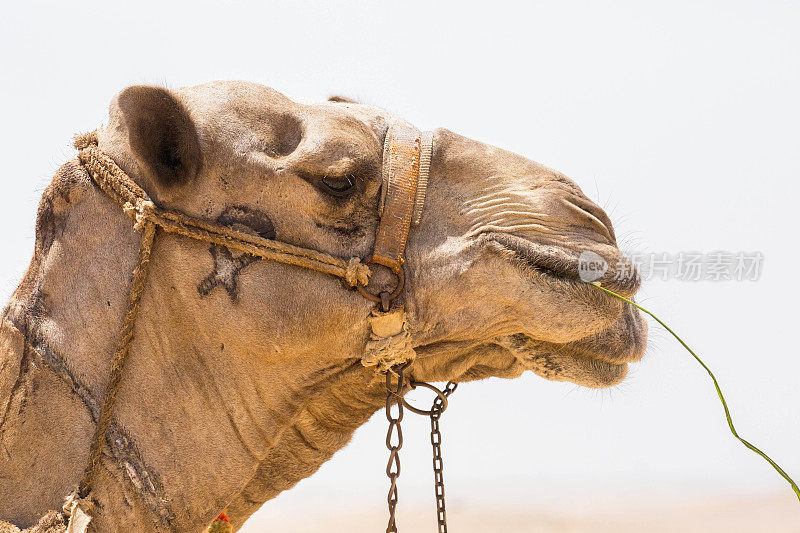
197,245,259,301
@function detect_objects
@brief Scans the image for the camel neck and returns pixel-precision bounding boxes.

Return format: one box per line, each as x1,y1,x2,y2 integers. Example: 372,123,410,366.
0,295,386,532
0,161,160,529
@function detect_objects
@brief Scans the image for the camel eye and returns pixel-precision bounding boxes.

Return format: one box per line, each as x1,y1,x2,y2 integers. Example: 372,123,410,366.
320,175,356,197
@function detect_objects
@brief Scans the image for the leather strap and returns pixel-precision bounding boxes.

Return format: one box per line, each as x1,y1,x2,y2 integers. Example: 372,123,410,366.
414,131,433,226
373,124,432,274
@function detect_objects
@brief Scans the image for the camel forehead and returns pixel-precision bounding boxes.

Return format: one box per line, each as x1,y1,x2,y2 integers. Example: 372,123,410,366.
174,80,296,114
171,80,393,141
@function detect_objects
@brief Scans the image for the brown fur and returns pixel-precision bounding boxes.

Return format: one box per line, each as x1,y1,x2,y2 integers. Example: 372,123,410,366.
0,81,645,531
0,511,66,533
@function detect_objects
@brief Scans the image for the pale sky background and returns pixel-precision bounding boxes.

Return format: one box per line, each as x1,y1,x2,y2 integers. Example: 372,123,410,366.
1,1,798,530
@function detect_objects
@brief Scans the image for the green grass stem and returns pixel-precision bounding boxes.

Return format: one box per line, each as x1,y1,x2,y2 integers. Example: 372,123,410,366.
590,281,799,502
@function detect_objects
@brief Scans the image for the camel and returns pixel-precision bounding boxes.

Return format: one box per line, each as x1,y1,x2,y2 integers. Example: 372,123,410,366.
0,81,646,532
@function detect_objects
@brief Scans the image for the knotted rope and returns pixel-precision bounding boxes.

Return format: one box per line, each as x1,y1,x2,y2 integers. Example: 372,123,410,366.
75,220,156,500
73,132,372,288
361,309,416,373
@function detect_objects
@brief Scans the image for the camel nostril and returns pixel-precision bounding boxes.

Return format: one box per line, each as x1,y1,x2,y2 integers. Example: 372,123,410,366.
561,195,617,244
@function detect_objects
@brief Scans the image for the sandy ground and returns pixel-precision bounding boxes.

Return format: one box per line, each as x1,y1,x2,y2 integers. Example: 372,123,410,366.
240,493,799,532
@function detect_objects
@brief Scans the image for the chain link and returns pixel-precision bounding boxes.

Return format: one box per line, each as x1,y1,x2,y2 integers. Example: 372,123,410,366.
430,381,457,533
383,363,457,533
384,363,408,533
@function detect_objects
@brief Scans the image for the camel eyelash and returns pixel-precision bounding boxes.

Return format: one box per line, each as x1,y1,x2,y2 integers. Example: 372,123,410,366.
320,175,357,197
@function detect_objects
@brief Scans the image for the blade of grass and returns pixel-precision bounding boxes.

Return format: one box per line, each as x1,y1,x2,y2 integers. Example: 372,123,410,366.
590,281,800,502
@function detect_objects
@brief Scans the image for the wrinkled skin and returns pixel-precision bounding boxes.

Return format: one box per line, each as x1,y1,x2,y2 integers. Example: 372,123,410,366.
0,81,645,531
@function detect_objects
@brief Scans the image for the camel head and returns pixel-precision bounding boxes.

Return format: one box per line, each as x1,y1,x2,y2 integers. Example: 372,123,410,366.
0,80,645,531
98,80,645,389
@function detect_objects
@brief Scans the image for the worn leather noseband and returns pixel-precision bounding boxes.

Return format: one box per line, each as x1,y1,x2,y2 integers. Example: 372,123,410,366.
358,124,433,309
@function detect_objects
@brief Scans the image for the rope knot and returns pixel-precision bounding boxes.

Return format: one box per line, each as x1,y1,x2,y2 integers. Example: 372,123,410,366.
362,309,416,373
345,257,372,287
73,131,99,151
123,199,155,232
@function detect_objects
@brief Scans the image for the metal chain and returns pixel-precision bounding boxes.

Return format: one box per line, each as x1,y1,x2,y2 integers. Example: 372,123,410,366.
430,381,458,533
384,363,408,533
383,362,458,533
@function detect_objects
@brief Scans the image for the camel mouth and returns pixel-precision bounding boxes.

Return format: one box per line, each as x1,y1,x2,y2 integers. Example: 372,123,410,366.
497,292,647,388
482,232,647,388
497,333,632,388
482,232,641,297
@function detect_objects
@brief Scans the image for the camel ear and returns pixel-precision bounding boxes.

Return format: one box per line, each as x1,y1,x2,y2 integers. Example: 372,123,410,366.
328,95,359,103
117,85,201,189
